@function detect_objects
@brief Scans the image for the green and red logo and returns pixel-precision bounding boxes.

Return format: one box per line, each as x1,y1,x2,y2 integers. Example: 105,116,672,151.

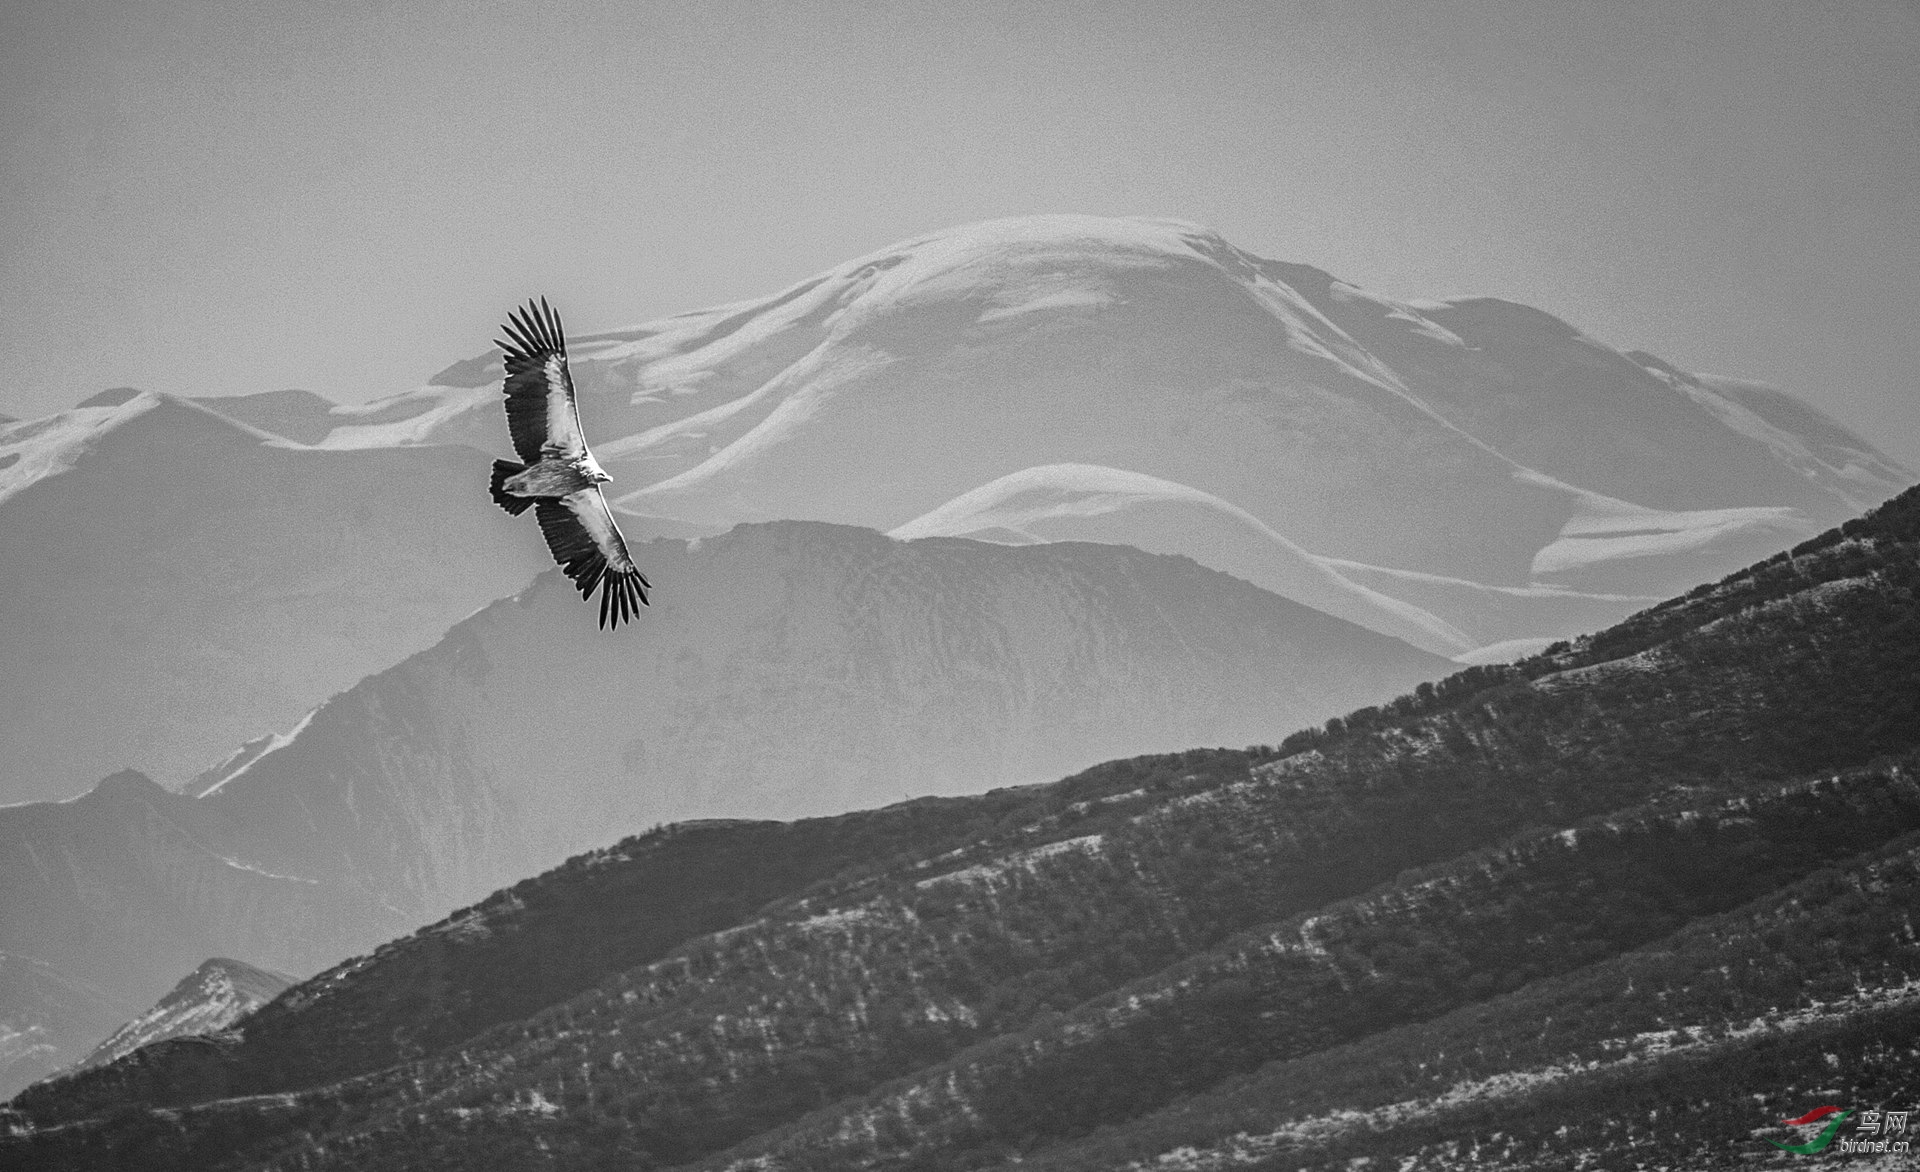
1769,1106,1852,1155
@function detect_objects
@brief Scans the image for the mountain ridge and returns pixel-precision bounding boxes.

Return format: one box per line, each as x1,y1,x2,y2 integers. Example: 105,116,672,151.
75,958,294,1074
8,484,1914,1171
0,519,1448,1096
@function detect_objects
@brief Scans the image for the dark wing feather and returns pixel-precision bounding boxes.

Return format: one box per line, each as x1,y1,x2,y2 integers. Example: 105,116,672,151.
533,489,651,629
495,297,584,464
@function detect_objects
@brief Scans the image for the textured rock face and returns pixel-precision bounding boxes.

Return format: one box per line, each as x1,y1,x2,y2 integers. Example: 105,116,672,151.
0,522,1447,1095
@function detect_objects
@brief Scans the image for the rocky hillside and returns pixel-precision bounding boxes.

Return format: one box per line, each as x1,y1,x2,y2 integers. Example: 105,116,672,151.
6,489,1913,1170
0,521,1445,1097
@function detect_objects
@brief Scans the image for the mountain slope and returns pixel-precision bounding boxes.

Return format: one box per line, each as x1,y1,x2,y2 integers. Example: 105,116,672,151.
8,486,1914,1171
0,522,1446,1096
1008,824,1920,1172
0,391,548,803
178,521,1448,903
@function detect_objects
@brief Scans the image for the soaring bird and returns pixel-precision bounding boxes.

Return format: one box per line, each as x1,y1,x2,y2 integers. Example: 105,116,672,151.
487,298,651,628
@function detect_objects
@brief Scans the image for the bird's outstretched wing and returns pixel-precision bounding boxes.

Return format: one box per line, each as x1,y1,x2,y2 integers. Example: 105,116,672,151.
496,297,591,463
534,489,651,629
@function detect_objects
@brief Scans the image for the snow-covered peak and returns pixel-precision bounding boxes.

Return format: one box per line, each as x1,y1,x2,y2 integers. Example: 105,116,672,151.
74,958,294,1073
0,392,169,507
0,390,296,509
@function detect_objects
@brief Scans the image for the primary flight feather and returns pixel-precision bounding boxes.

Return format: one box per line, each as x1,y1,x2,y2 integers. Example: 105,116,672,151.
487,297,650,629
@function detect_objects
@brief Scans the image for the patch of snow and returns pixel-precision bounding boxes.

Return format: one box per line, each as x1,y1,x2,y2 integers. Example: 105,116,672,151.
1326,282,1470,349
521,1089,560,1116
0,1023,56,1067
1535,646,1670,690
916,834,1106,889
1451,637,1559,665
308,386,492,449
889,462,1473,653
196,711,316,797
1525,476,1808,577
1319,557,1659,604
216,856,320,885
1682,373,1914,510
615,344,896,497
794,907,876,934
975,285,1115,323
0,394,299,506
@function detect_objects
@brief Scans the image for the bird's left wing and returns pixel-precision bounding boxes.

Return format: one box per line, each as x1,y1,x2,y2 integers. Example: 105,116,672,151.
533,489,651,629
496,298,590,462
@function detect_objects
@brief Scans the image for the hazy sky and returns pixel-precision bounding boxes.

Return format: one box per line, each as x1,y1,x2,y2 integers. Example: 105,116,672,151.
3,0,1916,463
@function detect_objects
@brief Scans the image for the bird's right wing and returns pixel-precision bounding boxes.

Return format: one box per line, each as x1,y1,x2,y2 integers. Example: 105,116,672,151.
533,489,651,629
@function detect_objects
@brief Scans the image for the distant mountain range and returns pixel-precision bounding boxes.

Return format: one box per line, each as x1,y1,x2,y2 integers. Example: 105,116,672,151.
1,216,1905,804
0,389,548,803
0,522,1445,1097
6,485,1914,1170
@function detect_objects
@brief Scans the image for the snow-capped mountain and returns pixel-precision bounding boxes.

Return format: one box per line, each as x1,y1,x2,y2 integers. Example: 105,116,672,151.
74,958,292,1074
0,389,549,803
262,215,1908,655
2,217,1902,804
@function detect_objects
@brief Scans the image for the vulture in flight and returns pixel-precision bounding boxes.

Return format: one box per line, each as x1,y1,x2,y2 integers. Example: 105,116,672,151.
487,298,651,628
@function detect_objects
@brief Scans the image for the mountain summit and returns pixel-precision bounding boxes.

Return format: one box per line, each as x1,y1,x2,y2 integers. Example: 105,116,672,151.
350,215,1911,653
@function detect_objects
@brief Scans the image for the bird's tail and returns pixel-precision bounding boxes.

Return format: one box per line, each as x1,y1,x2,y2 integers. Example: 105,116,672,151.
489,460,535,515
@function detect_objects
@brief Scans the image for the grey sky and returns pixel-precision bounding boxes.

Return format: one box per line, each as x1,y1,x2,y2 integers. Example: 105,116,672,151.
3,0,1916,463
